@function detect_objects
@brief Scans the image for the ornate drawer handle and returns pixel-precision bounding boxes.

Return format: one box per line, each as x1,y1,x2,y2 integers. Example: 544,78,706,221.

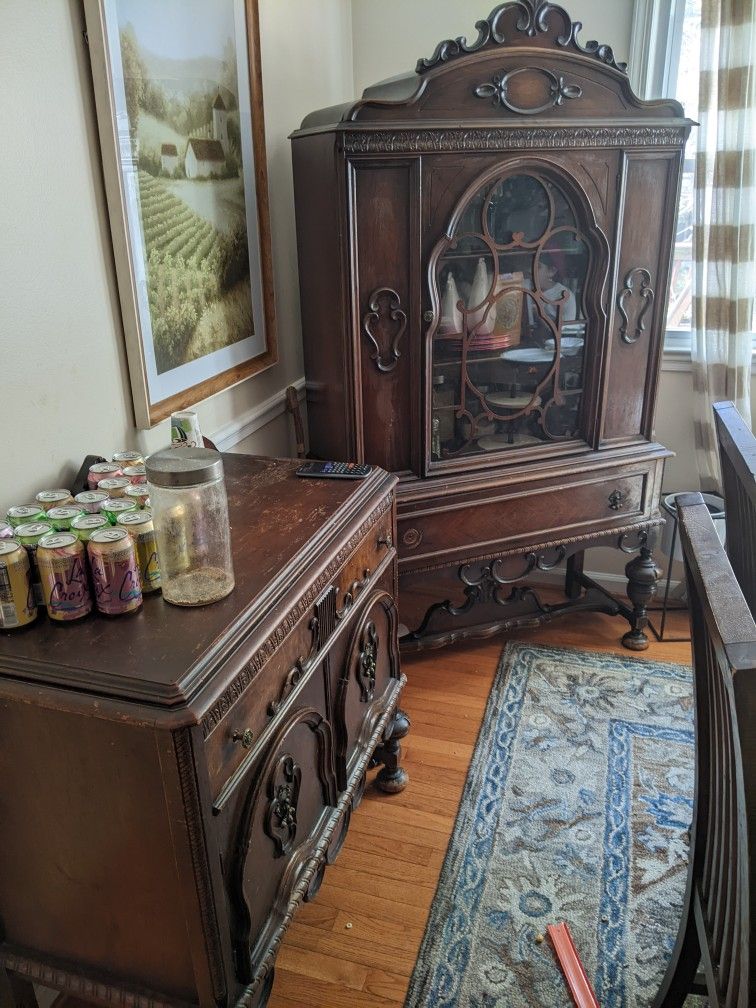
363,288,406,373
336,568,371,620
423,310,434,323
232,729,255,750
617,267,654,344
608,490,625,511
377,532,393,550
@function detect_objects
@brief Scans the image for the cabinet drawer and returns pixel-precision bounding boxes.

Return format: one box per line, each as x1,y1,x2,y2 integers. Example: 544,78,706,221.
202,495,396,801
204,601,325,805
398,467,652,567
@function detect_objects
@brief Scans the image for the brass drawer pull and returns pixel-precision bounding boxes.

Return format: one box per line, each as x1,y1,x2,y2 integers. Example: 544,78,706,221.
232,729,255,749
377,532,393,549
608,490,625,511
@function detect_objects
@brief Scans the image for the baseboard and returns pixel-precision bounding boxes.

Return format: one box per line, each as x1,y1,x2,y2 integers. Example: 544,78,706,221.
210,377,306,451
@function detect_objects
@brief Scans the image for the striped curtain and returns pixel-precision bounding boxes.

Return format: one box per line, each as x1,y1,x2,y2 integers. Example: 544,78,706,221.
692,0,756,491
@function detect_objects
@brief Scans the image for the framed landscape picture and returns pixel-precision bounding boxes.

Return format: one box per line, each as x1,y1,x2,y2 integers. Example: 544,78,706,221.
84,0,277,428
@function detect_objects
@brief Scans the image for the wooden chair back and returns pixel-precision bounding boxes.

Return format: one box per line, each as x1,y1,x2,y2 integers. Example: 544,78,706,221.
654,492,756,1007
714,401,756,616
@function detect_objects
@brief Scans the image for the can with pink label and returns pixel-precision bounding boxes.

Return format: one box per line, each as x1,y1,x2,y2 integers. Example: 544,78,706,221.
87,527,142,616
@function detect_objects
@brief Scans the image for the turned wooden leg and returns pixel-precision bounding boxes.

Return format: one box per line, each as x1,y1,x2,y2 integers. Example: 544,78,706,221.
622,545,660,651
0,968,39,1008
374,708,410,794
565,550,585,600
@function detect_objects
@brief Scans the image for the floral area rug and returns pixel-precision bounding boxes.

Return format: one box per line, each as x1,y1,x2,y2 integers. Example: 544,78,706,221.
405,642,697,1008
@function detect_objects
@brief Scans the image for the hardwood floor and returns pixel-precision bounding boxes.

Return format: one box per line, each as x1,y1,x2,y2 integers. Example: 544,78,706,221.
269,606,692,1008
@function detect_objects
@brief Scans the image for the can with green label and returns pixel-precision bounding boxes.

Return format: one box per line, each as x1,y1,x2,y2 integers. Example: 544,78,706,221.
101,498,137,525
117,510,161,593
0,541,37,629
14,521,54,608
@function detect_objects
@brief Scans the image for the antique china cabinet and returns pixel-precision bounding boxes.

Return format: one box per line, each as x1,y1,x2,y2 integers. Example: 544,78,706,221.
291,1,692,651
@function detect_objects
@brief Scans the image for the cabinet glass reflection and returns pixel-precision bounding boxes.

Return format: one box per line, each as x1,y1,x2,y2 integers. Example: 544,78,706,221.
431,172,590,461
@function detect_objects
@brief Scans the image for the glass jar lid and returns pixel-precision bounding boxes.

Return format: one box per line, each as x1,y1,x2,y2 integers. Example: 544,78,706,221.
146,447,224,488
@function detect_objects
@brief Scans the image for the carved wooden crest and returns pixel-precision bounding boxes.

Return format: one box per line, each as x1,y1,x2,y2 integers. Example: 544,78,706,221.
417,1,627,75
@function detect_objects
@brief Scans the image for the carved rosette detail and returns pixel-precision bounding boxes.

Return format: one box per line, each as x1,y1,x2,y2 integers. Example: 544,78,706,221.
416,0,627,74
265,754,302,858
363,287,407,373
358,622,379,703
617,267,655,344
343,127,687,156
402,527,423,549
475,68,582,113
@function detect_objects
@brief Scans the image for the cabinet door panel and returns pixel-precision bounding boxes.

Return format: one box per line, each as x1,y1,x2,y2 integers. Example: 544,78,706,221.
229,671,337,984
352,160,420,472
333,587,401,791
603,152,681,442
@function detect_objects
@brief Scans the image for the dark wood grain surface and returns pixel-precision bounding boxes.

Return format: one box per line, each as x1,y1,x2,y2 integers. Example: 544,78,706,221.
0,455,390,707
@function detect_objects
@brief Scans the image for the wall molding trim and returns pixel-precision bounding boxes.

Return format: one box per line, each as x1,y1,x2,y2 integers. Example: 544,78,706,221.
211,377,306,451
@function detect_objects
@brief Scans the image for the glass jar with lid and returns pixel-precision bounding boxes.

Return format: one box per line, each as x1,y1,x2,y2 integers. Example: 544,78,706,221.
145,448,234,606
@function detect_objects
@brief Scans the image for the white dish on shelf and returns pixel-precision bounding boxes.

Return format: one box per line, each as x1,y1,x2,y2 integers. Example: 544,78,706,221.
478,433,544,451
500,347,553,363
544,336,584,355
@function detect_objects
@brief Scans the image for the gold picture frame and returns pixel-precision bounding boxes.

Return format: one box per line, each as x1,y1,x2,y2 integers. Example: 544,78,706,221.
84,0,277,428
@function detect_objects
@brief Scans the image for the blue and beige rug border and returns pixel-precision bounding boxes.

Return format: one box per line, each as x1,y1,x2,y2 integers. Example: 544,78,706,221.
404,640,695,1008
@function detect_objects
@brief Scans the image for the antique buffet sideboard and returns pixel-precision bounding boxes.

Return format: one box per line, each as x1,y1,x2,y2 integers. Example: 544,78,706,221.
0,455,406,1008
291,1,693,650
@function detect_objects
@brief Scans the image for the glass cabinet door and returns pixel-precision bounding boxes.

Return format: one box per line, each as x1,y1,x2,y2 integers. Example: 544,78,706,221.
430,171,593,464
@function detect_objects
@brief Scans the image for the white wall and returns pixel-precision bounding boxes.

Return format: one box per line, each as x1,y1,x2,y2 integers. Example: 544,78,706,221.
1,0,352,509
351,0,633,95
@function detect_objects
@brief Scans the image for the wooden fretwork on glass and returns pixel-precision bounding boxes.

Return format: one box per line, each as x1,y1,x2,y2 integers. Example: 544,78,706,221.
431,171,593,460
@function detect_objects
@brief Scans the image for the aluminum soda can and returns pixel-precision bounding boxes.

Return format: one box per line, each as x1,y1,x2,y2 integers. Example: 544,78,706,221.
37,533,92,622
47,506,86,532
101,498,137,524
74,490,109,513
112,451,144,466
170,410,203,448
14,521,54,607
124,484,150,508
117,510,161,593
88,528,142,616
88,463,122,490
0,522,13,539
0,541,37,629
97,477,131,499
6,505,46,527
35,489,75,511
70,514,109,543
123,464,147,485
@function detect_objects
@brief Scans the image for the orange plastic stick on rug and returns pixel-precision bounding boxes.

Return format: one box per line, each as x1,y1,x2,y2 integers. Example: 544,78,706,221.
546,922,601,1008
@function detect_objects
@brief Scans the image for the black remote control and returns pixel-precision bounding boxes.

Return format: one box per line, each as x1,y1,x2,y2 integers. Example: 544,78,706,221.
296,461,373,479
